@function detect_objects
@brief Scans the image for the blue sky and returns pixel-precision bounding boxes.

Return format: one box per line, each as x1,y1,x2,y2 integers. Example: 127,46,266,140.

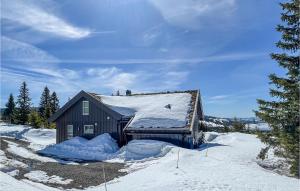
1,0,284,117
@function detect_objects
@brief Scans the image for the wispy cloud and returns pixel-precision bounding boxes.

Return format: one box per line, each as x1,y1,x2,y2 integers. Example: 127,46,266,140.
1,36,59,65
1,52,266,65
148,0,236,30
1,0,91,39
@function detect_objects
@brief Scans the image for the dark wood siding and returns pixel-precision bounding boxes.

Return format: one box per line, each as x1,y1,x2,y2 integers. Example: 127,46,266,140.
56,97,119,143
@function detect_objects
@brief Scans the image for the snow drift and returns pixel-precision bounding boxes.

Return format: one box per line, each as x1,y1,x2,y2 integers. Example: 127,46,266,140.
39,134,173,162
116,140,172,161
38,133,119,161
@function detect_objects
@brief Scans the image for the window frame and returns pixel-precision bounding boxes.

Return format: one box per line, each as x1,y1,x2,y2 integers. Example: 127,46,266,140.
67,125,73,139
82,100,89,115
84,125,94,135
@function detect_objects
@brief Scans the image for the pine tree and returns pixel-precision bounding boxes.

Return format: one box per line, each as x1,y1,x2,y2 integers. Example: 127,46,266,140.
126,89,132,96
255,0,299,177
39,86,52,123
3,93,16,123
50,91,60,114
232,117,245,132
29,111,42,128
16,81,31,124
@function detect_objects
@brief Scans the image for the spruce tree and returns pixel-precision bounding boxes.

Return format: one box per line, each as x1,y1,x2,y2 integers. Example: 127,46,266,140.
50,91,60,114
16,81,31,124
39,86,52,122
255,0,299,177
3,93,16,123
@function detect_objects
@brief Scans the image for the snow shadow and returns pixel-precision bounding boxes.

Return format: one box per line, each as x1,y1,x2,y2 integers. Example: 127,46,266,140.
0,128,30,140
198,143,226,151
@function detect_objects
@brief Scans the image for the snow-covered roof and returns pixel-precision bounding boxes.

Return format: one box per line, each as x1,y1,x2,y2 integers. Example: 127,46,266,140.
92,92,194,129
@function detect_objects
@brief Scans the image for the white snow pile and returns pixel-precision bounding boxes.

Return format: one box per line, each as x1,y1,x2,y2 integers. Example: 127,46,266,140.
38,133,119,161
116,140,173,161
39,134,173,162
24,170,72,185
0,123,56,151
99,93,192,128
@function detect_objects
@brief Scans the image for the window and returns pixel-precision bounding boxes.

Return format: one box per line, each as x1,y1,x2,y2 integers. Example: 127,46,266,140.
67,125,73,139
84,125,94,134
82,101,89,115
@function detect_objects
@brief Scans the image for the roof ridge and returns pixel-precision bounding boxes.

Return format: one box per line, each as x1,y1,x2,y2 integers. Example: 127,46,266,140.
87,90,198,97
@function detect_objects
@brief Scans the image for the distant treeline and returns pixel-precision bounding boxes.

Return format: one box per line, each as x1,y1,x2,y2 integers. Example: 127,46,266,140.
1,81,60,129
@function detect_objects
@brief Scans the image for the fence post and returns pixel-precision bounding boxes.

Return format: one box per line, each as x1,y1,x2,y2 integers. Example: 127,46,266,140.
102,163,107,191
176,149,180,168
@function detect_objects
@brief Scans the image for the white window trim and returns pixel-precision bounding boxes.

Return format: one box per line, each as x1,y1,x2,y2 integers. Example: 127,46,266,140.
84,125,94,134
67,125,73,139
82,101,89,115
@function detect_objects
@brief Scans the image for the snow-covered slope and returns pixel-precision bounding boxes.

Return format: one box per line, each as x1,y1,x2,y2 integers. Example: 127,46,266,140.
0,123,56,151
82,133,298,191
99,93,192,128
0,123,298,191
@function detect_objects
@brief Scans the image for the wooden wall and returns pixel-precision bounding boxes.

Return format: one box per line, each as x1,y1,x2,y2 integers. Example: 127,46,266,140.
56,97,119,143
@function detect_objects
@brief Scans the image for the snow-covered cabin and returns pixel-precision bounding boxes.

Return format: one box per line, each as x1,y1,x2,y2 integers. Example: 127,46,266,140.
49,90,204,148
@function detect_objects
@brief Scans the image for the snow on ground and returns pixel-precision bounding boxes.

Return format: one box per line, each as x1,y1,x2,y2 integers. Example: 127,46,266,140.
0,172,60,191
0,122,298,191
0,149,28,169
24,170,73,185
248,123,271,131
114,140,172,162
39,134,119,161
5,140,59,163
0,123,56,151
99,93,191,128
84,133,299,191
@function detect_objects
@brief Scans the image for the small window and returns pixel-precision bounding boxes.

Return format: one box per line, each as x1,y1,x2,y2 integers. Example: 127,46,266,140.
84,125,94,134
67,125,73,139
82,101,89,115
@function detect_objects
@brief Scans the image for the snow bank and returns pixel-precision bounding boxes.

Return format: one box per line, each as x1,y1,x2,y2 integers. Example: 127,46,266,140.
116,140,173,161
24,170,72,185
99,93,191,128
39,133,119,161
39,134,172,162
0,123,56,151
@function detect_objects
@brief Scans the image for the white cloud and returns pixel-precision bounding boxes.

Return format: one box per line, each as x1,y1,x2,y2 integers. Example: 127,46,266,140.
1,36,58,65
1,0,91,39
148,0,236,30
3,52,264,65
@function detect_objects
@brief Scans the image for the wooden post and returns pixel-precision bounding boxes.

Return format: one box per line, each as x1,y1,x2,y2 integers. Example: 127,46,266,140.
176,149,180,168
205,144,208,157
102,163,107,191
